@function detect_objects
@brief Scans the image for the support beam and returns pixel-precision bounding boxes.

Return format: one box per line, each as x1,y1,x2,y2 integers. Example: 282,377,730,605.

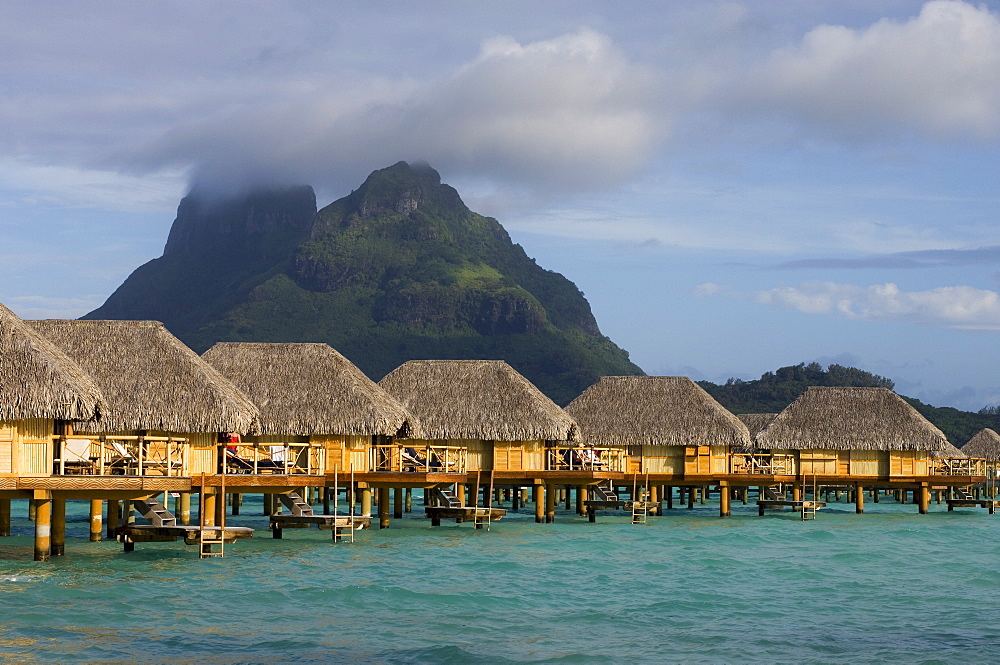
361,488,372,517
52,498,66,557
106,499,119,539
203,491,217,527
650,485,660,516
687,487,695,510
534,484,544,523
545,483,556,523
719,482,730,518
405,488,413,513
855,485,865,514
378,487,390,529
576,485,586,516
665,486,673,510
393,487,403,519
918,484,930,515
0,498,10,537
89,499,103,542
33,494,52,562
179,493,191,525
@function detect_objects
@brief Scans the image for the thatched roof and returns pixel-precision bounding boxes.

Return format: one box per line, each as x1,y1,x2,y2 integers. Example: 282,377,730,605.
0,302,104,421
378,360,577,441
737,413,777,438
936,441,967,458
565,376,752,447
30,320,259,434
203,342,417,437
757,386,950,452
962,428,1000,461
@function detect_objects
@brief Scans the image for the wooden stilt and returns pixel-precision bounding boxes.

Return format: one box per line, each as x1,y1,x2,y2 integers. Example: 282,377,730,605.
534,484,544,523
106,499,119,539
687,487,695,510
650,484,660,515
323,487,332,515
393,487,403,519
378,487,390,529
918,484,930,514
512,486,520,511
792,484,802,502
700,486,707,504
28,499,36,521
202,491,217,527
545,483,556,523
856,484,864,514
564,487,571,511
231,492,240,516
179,493,191,525
719,482,730,517
576,485,586,516
361,488,372,517
0,498,10,537
51,498,66,556
665,486,673,510
406,488,413,513
89,499,102,542
33,493,52,562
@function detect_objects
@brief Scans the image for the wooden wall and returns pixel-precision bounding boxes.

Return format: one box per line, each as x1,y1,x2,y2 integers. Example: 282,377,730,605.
493,440,543,471
315,434,370,473
643,445,685,474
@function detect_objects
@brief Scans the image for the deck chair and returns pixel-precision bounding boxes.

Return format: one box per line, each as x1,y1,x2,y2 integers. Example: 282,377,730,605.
59,438,94,474
401,447,427,472
225,448,256,473
578,448,603,470
108,441,138,475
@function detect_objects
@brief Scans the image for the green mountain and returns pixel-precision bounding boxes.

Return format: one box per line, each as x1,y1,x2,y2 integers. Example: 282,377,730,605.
699,362,1000,445
85,161,643,404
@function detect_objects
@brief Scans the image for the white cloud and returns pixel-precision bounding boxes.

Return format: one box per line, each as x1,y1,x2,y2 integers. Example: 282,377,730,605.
748,0,1000,139
752,281,1000,330
693,282,724,297
126,28,664,197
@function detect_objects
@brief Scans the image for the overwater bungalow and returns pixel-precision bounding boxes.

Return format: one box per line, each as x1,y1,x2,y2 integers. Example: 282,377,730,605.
30,319,260,553
0,303,105,560
566,376,752,517
962,428,1000,463
379,360,577,525
754,386,986,514
202,342,433,537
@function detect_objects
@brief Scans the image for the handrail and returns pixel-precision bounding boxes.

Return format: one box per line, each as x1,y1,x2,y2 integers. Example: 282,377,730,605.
222,442,325,476
369,444,467,473
51,434,188,477
729,452,795,475
929,457,986,476
545,447,625,472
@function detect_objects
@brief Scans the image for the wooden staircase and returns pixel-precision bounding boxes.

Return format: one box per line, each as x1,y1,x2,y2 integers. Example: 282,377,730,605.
953,486,975,501
277,490,314,516
594,480,619,502
763,485,786,501
432,484,463,508
133,495,177,527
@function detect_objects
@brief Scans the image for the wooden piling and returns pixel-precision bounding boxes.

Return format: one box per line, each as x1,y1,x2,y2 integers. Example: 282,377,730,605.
378,487,390,529
394,487,403,519
28,499,36,521
51,498,66,557
719,481,730,517
33,493,52,562
89,499,102,542
545,483,556,523
361,487,372,517
0,498,10,537
918,484,930,514
406,488,413,513
534,484,544,523
665,486,673,510
687,487,695,510
512,486,520,511
106,499,119,539
178,493,191,525
855,485,864,514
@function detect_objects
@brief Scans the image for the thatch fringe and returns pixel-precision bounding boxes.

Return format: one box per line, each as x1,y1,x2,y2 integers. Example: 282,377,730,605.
378,360,577,441
757,386,950,452
962,428,1000,461
203,342,418,437
0,302,104,421
31,320,260,434
566,376,752,447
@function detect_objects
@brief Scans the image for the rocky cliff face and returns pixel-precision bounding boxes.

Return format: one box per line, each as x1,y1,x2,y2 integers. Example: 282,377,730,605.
85,162,642,404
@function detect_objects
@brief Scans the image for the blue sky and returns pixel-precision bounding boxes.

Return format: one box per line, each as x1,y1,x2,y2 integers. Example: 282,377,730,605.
1,1,998,413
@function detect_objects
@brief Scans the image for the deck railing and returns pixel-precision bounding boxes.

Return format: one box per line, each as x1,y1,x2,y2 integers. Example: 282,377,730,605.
546,447,626,472
929,457,986,476
729,452,795,475
370,444,467,473
52,434,188,477
223,442,325,475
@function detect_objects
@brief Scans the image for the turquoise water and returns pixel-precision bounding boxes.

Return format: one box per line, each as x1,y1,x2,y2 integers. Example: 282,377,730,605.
1,495,999,664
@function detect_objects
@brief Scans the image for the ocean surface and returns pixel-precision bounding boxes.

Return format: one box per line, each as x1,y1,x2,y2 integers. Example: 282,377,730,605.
1,493,998,664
